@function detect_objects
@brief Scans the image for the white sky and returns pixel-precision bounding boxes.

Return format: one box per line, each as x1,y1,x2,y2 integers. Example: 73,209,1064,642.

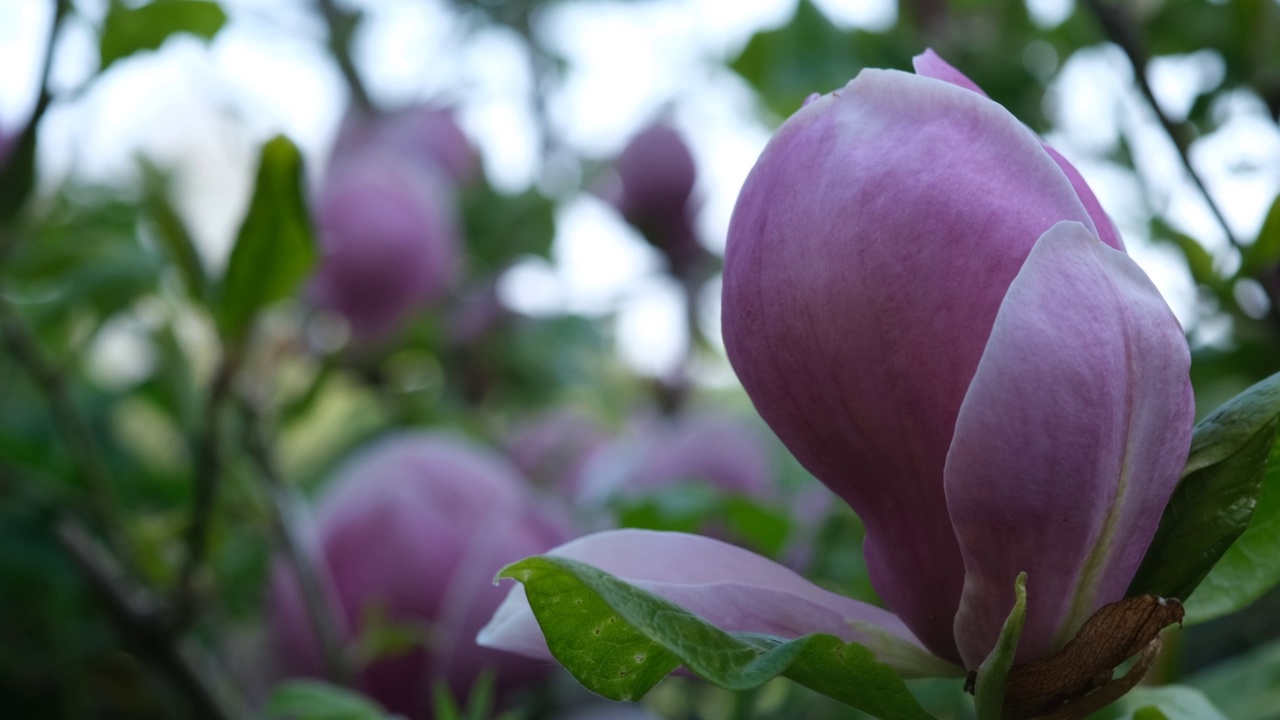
2,0,1279,378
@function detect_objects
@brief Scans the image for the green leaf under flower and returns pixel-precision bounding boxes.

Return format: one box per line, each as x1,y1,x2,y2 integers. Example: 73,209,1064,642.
498,555,935,720
1128,372,1280,606
1184,432,1280,623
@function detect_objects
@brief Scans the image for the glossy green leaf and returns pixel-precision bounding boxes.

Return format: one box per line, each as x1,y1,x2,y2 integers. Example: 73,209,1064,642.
498,555,934,720
1089,685,1228,720
1127,418,1276,601
1238,193,1280,277
973,572,1026,720
216,136,315,348
1185,432,1280,623
100,0,227,72
1129,372,1280,604
263,680,389,720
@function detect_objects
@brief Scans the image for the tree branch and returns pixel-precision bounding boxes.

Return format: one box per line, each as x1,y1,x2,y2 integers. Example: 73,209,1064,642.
0,294,133,560
316,0,373,111
239,397,355,686
1084,0,1243,251
170,355,239,629
56,516,246,720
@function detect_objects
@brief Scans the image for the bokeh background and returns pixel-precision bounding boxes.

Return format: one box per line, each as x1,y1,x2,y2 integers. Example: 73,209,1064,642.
1,0,1279,718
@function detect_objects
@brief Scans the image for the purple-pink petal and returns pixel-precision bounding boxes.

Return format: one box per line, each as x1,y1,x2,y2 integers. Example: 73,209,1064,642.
944,221,1192,667
911,49,988,97
721,68,1097,662
478,529,933,672
911,48,1124,252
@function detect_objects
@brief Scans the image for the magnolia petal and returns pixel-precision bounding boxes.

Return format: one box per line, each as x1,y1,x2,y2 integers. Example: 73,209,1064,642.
911,48,988,97
945,221,1193,668
1040,144,1125,252
477,529,951,677
722,68,1097,662
911,48,1123,253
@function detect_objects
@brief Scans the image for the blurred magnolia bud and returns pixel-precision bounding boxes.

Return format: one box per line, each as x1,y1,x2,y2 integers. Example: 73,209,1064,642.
269,433,569,719
504,409,609,498
602,122,707,277
611,122,695,224
309,153,461,338
330,105,478,185
579,412,773,504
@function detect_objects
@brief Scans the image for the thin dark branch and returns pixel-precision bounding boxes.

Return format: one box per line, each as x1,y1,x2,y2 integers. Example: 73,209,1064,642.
171,355,239,629
56,517,246,720
1084,0,1244,251
239,400,354,685
32,0,70,123
0,0,72,253
239,397,354,686
0,294,132,559
316,0,373,110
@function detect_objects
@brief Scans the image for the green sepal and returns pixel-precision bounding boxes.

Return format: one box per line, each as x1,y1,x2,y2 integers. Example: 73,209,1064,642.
972,572,1027,720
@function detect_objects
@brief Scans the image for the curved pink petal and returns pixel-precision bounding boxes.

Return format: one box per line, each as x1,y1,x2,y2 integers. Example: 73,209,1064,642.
477,529,952,677
722,68,1097,662
1040,145,1126,252
911,49,988,97
945,221,1193,668
912,48,1124,253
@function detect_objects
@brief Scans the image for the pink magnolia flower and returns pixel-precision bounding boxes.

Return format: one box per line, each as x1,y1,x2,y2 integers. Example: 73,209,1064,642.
308,105,473,339
270,433,569,719
309,153,460,338
330,105,478,185
576,411,774,505
504,409,609,498
478,50,1193,682
600,121,706,277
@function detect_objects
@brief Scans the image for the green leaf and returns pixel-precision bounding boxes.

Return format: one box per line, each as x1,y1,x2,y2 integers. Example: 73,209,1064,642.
729,0,910,118
498,555,934,720
972,573,1027,720
100,0,227,72
143,175,209,303
1184,431,1280,623
1160,231,1222,291
459,176,556,273
1129,372,1280,603
613,484,793,558
1127,418,1276,601
1088,685,1228,720
263,680,389,720
1239,193,1280,277
216,135,315,348
1187,635,1280,719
